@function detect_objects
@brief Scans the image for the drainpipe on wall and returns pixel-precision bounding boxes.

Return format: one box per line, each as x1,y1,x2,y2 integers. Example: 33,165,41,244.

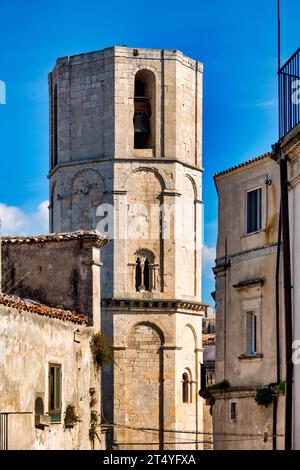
272,143,293,451
269,205,282,450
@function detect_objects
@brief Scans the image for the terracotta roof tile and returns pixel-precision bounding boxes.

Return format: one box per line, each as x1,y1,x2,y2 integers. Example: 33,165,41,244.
0,294,87,325
2,230,110,247
214,151,273,179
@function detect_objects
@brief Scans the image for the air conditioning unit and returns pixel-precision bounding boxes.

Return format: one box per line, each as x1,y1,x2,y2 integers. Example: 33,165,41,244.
35,414,51,428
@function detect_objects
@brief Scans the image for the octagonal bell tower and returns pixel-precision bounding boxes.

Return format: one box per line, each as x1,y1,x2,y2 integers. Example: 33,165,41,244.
49,46,206,450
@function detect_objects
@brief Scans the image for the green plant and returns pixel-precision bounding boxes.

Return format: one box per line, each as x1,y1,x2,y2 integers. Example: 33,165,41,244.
89,410,99,442
90,396,97,408
64,404,79,428
278,381,286,396
90,333,114,370
255,387,274,408
209,380,230,391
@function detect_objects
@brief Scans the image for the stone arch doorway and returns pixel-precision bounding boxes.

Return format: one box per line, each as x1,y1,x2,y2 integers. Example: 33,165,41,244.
124,322,164,450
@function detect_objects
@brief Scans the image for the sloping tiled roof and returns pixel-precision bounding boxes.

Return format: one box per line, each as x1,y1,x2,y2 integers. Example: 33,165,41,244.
0,294,87,325
2,230,110,247
214,151,273,179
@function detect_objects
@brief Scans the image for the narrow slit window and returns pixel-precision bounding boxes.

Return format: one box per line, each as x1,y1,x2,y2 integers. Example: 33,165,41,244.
135,258,142,291
182,373,190,403
230,402,237,421
144,258,150,291
246,312,257,356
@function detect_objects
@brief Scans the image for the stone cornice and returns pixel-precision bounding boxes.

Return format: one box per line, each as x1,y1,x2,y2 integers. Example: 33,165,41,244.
162,190,181,197
212,386,258,400
101,298,207,314
215,243,277,267
233,278,265,290
48,157,204,178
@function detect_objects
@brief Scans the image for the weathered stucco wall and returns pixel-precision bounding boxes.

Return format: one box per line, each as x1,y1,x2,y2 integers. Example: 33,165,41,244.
214,154,285,450
213,393,284,450
1,234,104,327
0,304,100,450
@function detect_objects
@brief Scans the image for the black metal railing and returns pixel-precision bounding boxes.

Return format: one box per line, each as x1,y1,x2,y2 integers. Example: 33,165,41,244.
205,361,216,386
279,48,300,139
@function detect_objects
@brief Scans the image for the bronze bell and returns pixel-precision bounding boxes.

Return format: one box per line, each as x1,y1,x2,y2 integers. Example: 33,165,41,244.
134,111,150,134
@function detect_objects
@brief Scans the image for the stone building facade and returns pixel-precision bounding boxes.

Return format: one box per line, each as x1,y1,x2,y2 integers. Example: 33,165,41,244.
0,231,109,450
48,46,206,450
213,153,285,450
214,126,300,450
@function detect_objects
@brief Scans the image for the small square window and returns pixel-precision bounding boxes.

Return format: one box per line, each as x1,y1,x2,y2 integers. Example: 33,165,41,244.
247,188,262,234
49,364,62,422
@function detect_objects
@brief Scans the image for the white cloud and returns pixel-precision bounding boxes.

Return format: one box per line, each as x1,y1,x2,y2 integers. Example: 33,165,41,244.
0,201,49,236
255,98,277,109
202,245,216,281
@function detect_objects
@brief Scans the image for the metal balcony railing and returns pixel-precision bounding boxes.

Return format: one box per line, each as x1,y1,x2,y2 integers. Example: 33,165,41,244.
279,48,300,139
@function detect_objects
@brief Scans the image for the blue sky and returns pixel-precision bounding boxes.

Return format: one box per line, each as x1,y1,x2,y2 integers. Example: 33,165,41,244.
0,0,299,304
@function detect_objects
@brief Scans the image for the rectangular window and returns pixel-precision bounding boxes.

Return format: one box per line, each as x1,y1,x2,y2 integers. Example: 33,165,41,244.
230,402,237,421
246,312,257,356
49,364,62,422
247,188,262,234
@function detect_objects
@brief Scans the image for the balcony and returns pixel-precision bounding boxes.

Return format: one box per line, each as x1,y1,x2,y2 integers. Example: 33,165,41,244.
279,48,300,139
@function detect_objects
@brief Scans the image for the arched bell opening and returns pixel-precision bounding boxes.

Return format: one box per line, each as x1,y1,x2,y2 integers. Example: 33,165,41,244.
133,70,155,150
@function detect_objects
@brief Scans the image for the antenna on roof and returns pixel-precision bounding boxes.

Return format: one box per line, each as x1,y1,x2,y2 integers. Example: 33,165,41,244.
277,0,281,139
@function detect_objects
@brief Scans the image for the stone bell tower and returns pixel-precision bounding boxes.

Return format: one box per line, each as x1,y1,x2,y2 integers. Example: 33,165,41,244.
48,46,206,450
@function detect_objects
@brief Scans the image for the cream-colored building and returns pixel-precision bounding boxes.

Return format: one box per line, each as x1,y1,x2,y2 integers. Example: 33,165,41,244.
48,46,207,450
214,118,300,450
213,152,285,450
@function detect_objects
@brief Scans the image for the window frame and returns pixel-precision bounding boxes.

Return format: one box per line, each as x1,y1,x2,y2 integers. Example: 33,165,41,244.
182,370,193,404
246,186,262,235
48,363,62,423
230,401,237,422
246,311,258,356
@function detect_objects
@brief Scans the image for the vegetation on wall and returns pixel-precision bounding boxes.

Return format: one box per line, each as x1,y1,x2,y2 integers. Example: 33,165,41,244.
89,410,99,444
209,380,230,391
89,387,97,408
255,381,286,408
64,404,80,428
255,387,274,408
90,333,114,370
